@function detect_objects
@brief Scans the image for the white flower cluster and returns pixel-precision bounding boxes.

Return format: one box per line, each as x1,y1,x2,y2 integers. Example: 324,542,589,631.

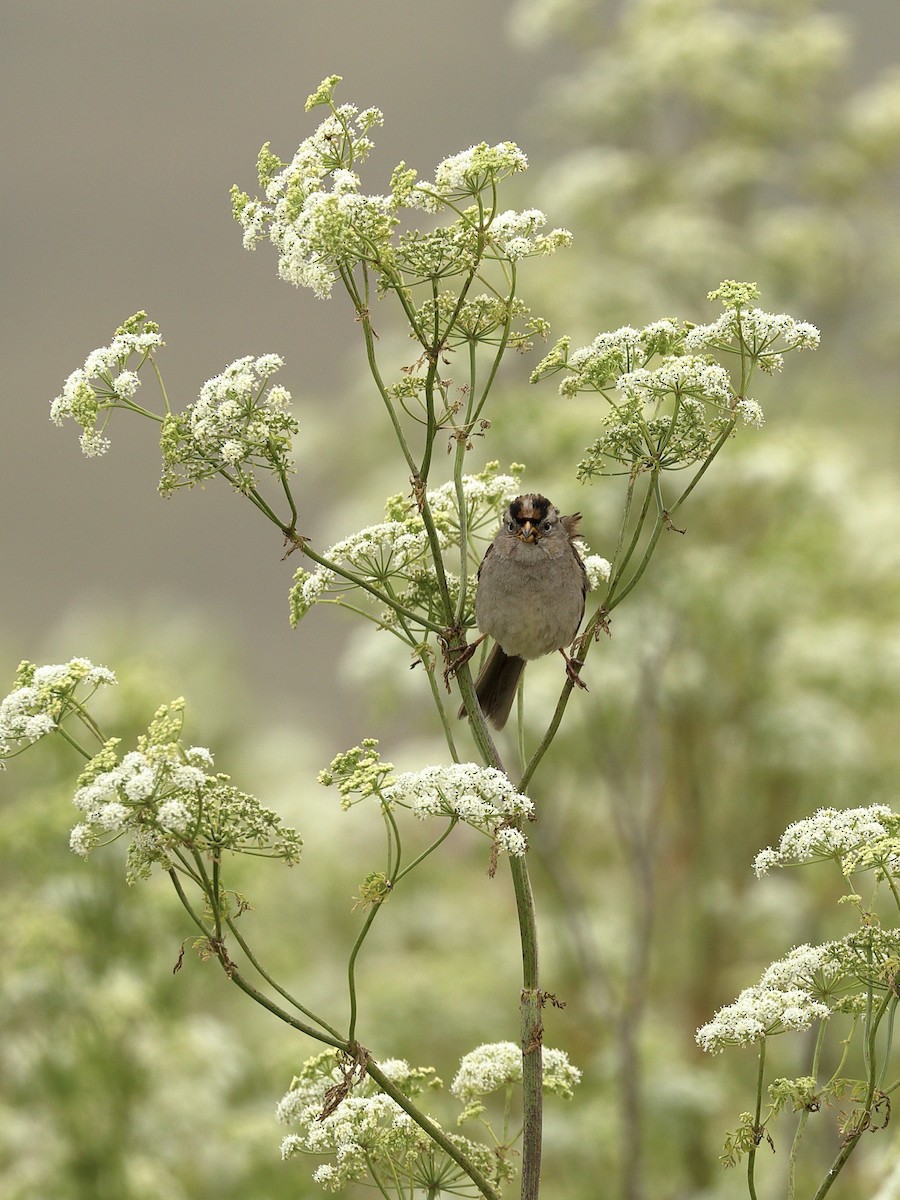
580,550,612,591
0,658,116,761
160,354,298,494
331,521,441,572
273,187,396,298
565,320,683,385
618,356,733,407
486,208,573,260
66,699,302,878
191,354,295,464
290,520,444,626
424,469,525,526
233,86,392,299
280,1093,429,1185
383,763,534,857
685,307,821,372
753,804,896,876
411,142,528,208
451,1041,581,1104
69,742,214,856
50,314,162,457
277,1052,440,1191
696,984,830,1054
757,942,842,996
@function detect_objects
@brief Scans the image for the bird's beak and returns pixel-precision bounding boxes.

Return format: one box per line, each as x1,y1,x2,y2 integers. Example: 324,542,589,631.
517,521,540,544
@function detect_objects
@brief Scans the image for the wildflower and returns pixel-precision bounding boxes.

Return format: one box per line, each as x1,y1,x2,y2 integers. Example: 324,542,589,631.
383,763,534,856
276,1050,449,1192
451,1042,581,1104
50,313,162,457
0,658,116,761
753,804,897,876
583,554,612,589
159,354,297,495
696,985,830,1054
66,700,301,880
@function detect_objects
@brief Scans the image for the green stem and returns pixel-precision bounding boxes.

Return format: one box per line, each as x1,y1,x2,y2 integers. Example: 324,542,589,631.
365,1060,502,1200
424,654,461,761
517,675,573,795
54,725,94,759
606,479,667,613
365,1154,394,1200
510,851,542,1200
348,272,418,478
393,819,458,884
516,683,527,778
809,988,894,1200
347,903,382,1044
453,341,478,628
171,860,498,1196
747,1039,766,1200
457,660,504,773
788,1021,827,1199
224,914,343,1041
168,867,347,1049
147,353,172,414
229,967,348,1049
666,418,737,519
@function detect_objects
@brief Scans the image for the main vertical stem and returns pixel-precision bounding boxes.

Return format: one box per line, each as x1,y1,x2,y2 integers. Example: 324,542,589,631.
458,670,543,1196
510,853,542,1199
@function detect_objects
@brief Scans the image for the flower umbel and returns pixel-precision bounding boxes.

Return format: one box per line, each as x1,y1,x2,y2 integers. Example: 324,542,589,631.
276,1050,506,1194
68,699,302,881
530,284,819,479
383,764,534,856
50,312,163,457
159,354,298,496
319,742,534,858
232,78,569,313
0,658,116,762
451,1042,581,1107
753,804,899,877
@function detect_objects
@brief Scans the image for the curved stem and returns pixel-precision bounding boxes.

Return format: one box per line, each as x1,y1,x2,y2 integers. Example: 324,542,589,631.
393,818,458,884
224,913,344,1041
55,724,94,759
347,903,381,1044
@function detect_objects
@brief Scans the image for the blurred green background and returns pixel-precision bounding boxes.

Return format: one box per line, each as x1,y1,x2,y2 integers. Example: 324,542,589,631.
4,1,900,1196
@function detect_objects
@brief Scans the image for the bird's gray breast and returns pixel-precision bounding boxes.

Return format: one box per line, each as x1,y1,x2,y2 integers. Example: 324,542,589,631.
476,541,584,660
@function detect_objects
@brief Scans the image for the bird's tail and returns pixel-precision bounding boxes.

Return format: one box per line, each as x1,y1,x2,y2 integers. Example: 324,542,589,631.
459,644,526,730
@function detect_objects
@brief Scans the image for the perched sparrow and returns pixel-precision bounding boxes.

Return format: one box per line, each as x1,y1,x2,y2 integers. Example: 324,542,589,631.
461,493,589,730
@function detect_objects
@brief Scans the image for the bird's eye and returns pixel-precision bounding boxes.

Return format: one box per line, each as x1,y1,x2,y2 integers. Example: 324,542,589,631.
506,520,516,533
543,520,553,532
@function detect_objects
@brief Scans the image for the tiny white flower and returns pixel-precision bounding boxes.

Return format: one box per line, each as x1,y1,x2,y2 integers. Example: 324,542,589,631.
583,555,612,589
123,768,156,801
736,398,765,428
495,826,528,857
157,798,191,832
23,713,56,740
69,823,94,856
97,802,129,831
112,371,140,398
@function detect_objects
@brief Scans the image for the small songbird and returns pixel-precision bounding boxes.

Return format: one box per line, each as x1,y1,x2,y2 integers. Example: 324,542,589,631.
462,493,589,730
